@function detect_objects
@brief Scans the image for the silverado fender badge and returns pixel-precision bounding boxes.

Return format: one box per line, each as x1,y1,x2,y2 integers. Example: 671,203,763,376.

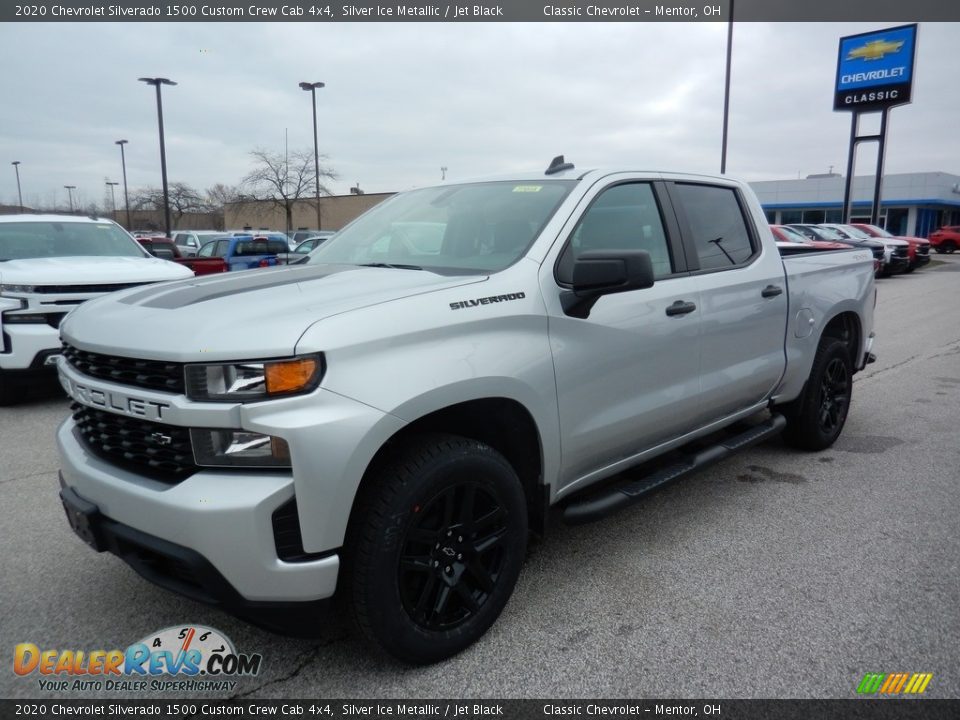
450,292,526,310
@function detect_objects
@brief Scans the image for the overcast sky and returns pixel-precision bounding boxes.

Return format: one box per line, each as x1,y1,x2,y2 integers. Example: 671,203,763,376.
1,20,956,210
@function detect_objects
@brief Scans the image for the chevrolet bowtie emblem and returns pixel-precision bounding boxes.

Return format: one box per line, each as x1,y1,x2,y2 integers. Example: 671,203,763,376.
847,39,904,61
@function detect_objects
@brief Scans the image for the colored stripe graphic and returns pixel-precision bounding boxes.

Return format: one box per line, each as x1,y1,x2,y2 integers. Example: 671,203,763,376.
857,673,886,694
858,672,933,694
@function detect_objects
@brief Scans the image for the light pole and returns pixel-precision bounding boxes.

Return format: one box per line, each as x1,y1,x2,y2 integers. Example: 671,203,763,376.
115,139,132,229
299,80,325,230
138,77,177,237
64,185,76,213
106,181,119,219
11,161,23,212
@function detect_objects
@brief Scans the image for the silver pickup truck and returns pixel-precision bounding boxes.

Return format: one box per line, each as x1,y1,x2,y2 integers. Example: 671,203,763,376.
56,160,876,664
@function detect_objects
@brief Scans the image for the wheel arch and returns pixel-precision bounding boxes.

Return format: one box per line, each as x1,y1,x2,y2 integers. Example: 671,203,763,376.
349,397,549,542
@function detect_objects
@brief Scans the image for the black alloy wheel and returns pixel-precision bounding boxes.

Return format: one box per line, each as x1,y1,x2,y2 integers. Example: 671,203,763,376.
398,482,507,631
781,337,854,451
344,433,527,664
816,356,850,437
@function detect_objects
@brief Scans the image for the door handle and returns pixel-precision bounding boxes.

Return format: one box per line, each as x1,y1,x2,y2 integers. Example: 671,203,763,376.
761,285,783,298
665,300,697,316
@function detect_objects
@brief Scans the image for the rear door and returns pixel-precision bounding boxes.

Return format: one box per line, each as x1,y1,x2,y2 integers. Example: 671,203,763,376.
666,180,787,423
540,177,703,490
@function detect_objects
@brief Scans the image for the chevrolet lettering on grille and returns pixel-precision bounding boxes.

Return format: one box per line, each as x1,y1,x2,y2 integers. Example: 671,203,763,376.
60,374,171,421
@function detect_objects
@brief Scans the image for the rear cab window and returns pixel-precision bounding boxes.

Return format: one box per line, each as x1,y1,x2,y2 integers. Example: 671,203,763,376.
670,183,758,272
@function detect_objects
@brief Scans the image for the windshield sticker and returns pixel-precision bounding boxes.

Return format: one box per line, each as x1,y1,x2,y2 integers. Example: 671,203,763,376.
512,185,542,193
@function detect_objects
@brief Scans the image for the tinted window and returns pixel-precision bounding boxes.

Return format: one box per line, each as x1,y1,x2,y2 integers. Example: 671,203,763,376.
675,184,754,270
557,183,673,283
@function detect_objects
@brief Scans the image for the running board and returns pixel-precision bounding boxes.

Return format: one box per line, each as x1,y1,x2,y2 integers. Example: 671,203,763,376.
562,413,787,525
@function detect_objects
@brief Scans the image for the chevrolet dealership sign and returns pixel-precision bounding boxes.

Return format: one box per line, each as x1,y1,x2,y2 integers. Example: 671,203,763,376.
834,24,917,111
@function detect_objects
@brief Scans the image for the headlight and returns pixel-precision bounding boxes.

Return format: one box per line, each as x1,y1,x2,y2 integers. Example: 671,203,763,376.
184,354,324,402
0,284,36,294
191,428,291,468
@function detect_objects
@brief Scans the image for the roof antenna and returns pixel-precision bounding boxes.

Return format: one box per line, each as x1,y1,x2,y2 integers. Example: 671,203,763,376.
545,155,574,175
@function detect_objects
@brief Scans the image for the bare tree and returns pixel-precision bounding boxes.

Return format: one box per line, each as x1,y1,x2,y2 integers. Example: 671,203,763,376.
132,182,205,229
202,183,241,230
240,148,335,233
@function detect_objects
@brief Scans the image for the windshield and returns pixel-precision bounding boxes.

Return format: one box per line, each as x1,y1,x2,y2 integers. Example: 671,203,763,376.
811,226,844,241
0,221,147,261
776,226,810,243
860,224,892,238
304,180,575,274
831,224,871,240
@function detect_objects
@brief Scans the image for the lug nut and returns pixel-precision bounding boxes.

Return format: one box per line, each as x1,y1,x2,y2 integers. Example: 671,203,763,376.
457,553,462,560
445,566,452,573
458,536,463,542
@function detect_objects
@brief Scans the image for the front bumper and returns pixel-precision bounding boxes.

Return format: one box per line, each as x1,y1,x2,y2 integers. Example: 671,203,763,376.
0,322,61,370
57,418,340,603
883,257,910,274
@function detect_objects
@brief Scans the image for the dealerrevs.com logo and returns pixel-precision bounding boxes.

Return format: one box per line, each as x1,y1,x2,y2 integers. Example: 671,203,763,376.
14,625,263,693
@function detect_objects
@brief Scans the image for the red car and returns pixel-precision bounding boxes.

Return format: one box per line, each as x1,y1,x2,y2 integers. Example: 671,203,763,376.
851,223,931,272
929,226,960,254
770,224,851,249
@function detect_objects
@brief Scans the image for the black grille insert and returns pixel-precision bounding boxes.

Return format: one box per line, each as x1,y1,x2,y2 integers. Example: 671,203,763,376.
63,343,185,394
272,499,330,563
34,282,149,294
71,403,196,482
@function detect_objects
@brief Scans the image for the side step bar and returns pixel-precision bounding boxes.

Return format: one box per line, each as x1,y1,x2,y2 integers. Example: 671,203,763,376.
562,413,787,525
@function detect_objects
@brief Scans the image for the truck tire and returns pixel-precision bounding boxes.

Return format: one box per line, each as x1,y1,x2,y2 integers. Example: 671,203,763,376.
945,241,957,254
0,372,23,406
343,433,528,664
781,338,852,451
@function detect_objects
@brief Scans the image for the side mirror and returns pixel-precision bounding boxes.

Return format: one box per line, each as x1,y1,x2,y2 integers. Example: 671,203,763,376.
563,249,655,319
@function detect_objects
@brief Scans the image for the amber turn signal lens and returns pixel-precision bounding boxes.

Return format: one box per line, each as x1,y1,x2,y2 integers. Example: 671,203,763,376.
265,358,319,394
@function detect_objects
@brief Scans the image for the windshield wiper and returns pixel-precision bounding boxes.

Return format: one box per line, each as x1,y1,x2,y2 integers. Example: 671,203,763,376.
358,262,424,270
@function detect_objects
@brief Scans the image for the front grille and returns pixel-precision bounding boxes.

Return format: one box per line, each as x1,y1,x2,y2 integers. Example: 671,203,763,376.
917,245,930,256
33,282,148,294
71,403,196,482
63,343,185,394
892,247,909,259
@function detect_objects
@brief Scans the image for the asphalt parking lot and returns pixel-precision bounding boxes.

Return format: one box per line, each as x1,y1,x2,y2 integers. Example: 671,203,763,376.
2,256,959,700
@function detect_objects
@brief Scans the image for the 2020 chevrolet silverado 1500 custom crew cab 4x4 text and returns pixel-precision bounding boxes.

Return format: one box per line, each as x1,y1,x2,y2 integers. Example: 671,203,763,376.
56,161,876,663
0,215,193,404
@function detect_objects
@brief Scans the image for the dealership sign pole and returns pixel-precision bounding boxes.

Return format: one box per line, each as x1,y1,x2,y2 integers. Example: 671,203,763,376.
835,24,917,225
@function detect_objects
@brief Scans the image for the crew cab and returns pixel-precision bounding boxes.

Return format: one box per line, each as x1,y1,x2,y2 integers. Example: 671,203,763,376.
179,235,290,274
56,162,877,664
0,215,193,404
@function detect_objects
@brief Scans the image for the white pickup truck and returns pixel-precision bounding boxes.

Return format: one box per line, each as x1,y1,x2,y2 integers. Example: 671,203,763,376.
0,215,193,404
56,161,876,663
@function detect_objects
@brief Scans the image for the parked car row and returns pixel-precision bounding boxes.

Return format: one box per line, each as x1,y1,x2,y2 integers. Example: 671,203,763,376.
770,222,931,277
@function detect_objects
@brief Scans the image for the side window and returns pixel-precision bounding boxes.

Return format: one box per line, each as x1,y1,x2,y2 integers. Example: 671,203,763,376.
674,183,755,271
557,182,673,283
214,240,230,257
197,241,215,257
173,233,186,246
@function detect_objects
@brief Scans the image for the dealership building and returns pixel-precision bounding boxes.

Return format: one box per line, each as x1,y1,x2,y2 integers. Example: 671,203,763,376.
750,171,960,238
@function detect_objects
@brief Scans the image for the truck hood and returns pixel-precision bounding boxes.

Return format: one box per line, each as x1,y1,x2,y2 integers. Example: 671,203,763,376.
60,263,485,361
0,256,193,285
